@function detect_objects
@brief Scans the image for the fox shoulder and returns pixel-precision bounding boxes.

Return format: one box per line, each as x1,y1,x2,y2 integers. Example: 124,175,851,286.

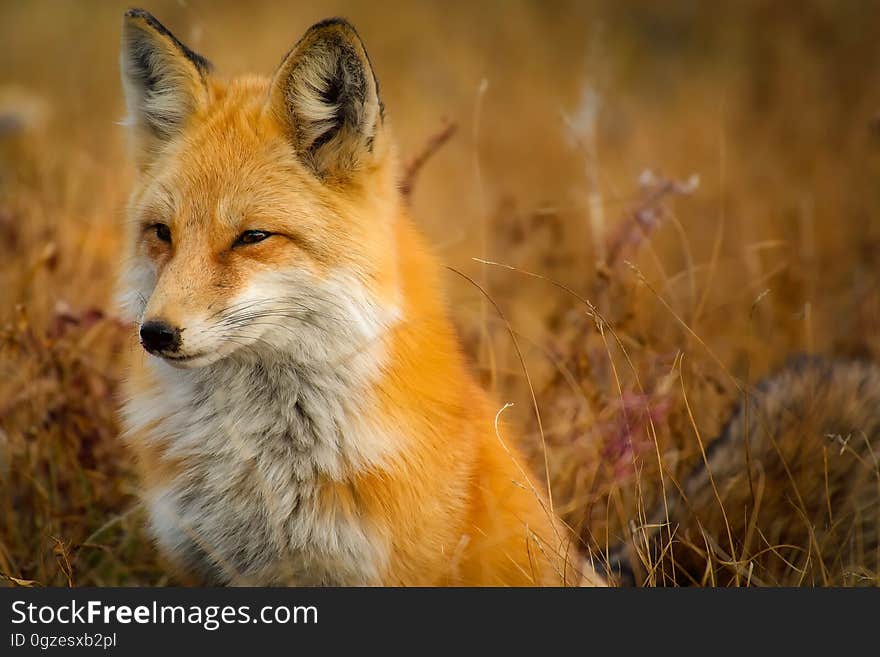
616,356,880,586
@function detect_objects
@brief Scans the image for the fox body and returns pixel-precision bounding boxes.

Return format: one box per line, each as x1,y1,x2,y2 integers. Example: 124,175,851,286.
117,10,603,586
615,357,880,586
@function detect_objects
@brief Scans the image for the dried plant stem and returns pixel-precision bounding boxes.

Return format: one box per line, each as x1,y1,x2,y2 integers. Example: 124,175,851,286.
400,119,458,200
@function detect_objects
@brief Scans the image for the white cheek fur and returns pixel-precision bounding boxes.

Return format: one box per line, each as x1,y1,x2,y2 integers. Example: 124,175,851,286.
116,257,156,323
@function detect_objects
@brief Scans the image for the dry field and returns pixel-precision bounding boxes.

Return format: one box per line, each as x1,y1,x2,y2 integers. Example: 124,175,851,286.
2,0,880,586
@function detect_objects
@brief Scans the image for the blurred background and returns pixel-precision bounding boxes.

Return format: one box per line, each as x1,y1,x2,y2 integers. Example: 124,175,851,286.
2,0,880,585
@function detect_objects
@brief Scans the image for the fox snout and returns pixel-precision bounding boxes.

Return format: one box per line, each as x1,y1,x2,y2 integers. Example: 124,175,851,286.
139,319,182,354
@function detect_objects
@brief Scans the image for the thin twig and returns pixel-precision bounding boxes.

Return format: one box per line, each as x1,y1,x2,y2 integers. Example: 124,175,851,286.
400,119,458,200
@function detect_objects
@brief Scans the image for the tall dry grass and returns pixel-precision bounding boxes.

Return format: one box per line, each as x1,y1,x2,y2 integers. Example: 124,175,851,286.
2,0,880,586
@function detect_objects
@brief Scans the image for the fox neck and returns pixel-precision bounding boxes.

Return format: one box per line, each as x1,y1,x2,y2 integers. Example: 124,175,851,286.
147,348,386,471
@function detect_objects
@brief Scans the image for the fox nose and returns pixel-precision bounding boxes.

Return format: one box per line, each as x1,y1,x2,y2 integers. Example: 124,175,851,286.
139,319,181,353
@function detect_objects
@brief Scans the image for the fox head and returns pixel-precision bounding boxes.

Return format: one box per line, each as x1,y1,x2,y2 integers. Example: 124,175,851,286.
118,10,402,369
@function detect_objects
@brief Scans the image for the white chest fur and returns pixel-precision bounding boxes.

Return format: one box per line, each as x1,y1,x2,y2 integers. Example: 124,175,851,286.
125,354,395,585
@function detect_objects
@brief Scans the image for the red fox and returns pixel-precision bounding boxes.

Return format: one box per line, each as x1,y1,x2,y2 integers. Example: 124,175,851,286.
117,9,605,586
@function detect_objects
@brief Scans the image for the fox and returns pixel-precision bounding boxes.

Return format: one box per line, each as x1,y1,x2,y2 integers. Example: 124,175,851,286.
116,9,606,586
609,356,880,586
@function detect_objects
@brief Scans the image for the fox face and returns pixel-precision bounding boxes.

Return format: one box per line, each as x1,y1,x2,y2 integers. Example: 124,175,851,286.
119,11,401,369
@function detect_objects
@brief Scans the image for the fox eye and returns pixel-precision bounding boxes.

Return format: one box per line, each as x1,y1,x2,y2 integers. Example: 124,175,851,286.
234,230,272,247
152,223,172,243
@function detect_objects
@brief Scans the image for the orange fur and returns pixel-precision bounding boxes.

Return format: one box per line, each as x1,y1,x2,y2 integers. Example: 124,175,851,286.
118,10,605,586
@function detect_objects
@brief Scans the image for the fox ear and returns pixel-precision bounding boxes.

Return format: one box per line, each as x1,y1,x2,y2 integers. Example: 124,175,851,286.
120,9,211,161
269,19,383,181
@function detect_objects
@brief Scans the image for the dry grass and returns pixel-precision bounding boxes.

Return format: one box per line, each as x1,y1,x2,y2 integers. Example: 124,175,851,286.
2,0,880,586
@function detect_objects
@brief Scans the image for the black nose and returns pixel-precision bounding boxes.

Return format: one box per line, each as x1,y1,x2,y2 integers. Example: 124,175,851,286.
139,319,181,353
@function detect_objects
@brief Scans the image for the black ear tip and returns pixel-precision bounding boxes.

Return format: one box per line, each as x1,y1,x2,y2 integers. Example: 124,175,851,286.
121,8,213,75
124,8,153,21
306,17,362,40
310,17,355,30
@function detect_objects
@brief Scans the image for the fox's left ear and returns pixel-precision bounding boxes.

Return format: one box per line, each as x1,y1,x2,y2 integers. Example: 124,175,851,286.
120,9,211,164
268,19,383,182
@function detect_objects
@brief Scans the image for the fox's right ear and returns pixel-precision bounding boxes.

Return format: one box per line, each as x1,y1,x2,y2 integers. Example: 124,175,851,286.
120,9,211,164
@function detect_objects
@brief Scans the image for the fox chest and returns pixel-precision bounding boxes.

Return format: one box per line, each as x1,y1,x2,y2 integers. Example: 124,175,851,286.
145,469,386,586
130,365,392,586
